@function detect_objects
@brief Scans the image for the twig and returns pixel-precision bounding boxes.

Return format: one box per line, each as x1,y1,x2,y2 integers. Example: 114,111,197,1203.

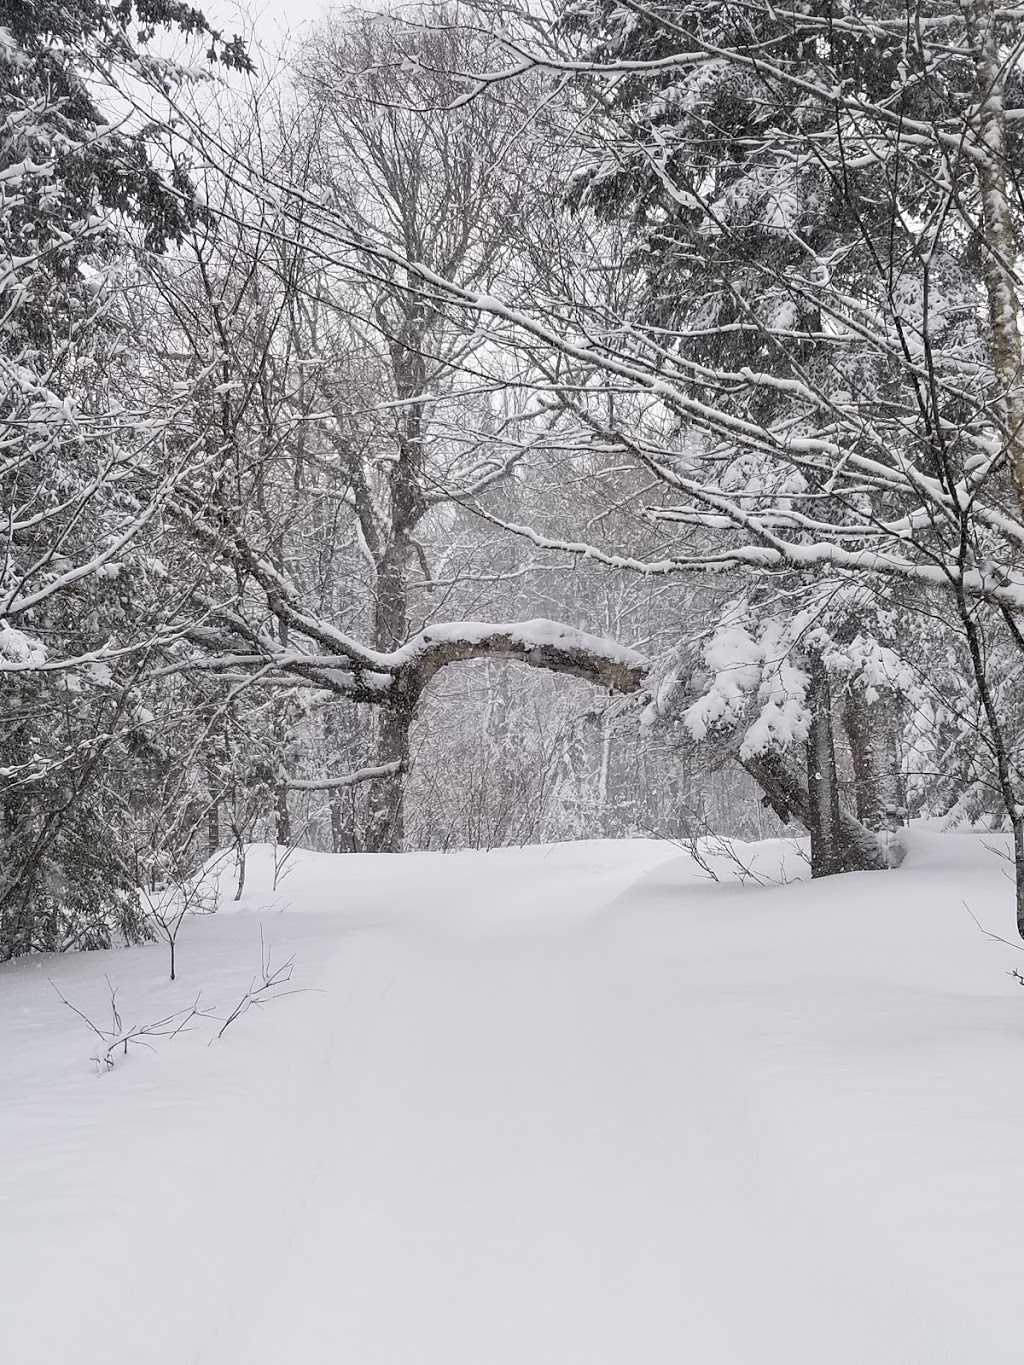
51,980,214,1072
213,926,316,1041
963,899,1024,952
49,981,106,1039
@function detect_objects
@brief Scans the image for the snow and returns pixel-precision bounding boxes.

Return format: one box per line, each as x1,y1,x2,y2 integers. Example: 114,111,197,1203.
4,832,1024,1362
389,618,647,669
683,608,812,756
0,620,45,666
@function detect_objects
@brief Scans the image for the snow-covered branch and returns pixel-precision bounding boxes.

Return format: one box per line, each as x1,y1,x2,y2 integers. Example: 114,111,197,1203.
287,761,403,791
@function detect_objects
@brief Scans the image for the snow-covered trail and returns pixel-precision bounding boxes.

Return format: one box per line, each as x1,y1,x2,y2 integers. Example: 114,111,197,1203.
4,835,1024,1362
202,917,916,1365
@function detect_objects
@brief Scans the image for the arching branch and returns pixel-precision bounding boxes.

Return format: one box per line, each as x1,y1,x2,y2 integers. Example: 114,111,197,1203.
386,620,647,710
185,617,648,706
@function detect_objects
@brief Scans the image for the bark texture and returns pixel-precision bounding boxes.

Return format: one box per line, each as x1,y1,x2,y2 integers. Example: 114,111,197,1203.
806,652,846,877
741,750,894,875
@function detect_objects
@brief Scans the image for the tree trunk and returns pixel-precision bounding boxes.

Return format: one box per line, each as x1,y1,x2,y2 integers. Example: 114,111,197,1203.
369,492,414,852
842,690,895,831
330,791,353,853
205,748,221,855
323,707,358,852
806,651,845,877
207,798,220,857
364,704,411,853
1014,817,1024,941
964,0,1024,501
275,786,291,847
740,748,892,875
272,551,292,849
963,0,1024,939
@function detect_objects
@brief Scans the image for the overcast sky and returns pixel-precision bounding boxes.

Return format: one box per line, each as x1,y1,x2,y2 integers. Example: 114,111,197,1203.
203,0,338,53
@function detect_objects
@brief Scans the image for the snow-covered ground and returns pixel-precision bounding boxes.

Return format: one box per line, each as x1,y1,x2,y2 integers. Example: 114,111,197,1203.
3,831,1024,1363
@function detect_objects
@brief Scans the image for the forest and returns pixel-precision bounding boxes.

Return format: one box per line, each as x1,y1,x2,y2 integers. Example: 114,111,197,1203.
4,0,1024,957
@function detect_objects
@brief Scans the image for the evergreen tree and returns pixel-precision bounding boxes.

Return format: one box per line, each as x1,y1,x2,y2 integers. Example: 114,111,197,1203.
543,0,1024,878
0,2,248,957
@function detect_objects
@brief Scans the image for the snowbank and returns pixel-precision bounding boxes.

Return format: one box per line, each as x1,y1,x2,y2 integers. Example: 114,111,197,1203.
3,833,1023,1363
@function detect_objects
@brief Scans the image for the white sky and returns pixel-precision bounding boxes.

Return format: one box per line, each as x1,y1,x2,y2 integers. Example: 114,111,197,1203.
202,0,339,54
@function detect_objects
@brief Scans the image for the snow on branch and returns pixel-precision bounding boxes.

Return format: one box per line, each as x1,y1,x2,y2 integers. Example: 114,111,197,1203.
287,761,403,791
188,611,649,705
379,619,648,704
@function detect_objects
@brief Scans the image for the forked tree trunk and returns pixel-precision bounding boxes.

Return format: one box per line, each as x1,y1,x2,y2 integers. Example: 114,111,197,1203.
741,746,891,876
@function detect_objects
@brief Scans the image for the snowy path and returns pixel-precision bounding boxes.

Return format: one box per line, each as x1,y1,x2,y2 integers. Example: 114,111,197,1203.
4,836,1024,1362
